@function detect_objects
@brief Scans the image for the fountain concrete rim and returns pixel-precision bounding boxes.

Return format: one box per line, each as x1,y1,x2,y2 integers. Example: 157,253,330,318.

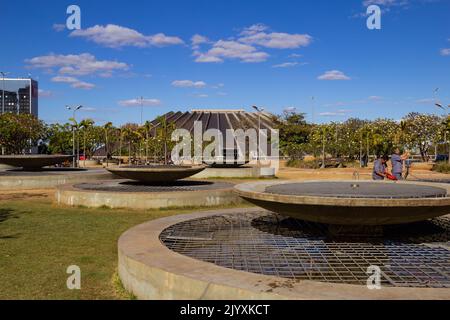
118,207,450,300
107,164,207,173
0,154,74,169
55,180,243,209
234,180,450,207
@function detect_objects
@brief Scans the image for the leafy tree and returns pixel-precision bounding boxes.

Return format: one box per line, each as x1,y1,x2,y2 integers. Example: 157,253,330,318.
47,123,73,154
402,112,440,161
155,115,176,164
79,118,95,161
275,111,311,159
0,113,46,154
368,118,399,157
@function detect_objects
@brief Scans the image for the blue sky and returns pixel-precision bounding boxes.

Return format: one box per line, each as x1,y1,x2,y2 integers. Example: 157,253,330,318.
1,0,449,125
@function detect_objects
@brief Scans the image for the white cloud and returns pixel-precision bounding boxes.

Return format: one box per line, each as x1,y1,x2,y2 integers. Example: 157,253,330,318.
118,98,161,107
212,83,225,89
272,62,299,68
368,95,383,101
318,70,351,81
195,40,269,63
70,24,184,48
51,76,95,90
362,0,407,7
172,80,207,88
415,98,435,104
195,94,209,98
289,53,302,58
38,89,53,97
195,54,224,63
240,24,270,36
283,107,297,113
52,24,66,32
193,24,311,64
440,48,450,56
319,109,351,117
191,34,209,50
71,82,96,90
26,53,129,77
239,30,312,49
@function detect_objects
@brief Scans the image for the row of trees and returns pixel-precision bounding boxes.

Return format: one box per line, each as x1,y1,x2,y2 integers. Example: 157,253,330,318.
0,113,175,164
1,111,449,163
276,111,449,162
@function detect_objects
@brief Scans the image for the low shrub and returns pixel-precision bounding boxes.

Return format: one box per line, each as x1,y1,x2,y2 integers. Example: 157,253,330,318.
432,162,450,174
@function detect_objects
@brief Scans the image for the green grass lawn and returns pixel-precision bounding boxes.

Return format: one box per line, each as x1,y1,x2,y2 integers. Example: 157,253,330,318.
0,194,246,300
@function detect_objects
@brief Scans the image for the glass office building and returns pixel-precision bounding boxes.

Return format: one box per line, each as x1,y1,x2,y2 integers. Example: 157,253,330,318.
0,78,38,117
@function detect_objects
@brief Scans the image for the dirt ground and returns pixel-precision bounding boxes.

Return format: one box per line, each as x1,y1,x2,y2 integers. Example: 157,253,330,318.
0,189,52,201
276,165,450,181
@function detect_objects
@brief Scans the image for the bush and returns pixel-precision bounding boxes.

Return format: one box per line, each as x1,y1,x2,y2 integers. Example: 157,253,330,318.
286,159,321,169
432,162,450,174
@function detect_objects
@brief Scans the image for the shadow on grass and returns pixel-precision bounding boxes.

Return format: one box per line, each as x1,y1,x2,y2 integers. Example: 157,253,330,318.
0,208,15,223
0,208,20,240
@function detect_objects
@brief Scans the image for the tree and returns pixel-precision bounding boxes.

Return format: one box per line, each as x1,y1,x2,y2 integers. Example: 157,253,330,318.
402,112,440,161
79,118,95,165
143,121,153,163
0,113,46,154
368,118,399,157
103,122,113,166
155,115,176,164
47,123,73,154
275,111,311,159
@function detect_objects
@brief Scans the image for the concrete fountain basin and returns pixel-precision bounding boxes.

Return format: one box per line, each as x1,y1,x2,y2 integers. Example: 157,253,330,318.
0,155,74,170
106,165,207,183
234,180,450,225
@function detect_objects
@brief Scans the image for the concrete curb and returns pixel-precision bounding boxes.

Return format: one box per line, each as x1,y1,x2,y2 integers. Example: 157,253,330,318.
0,170,115,191
118,208,450,300
234,180,450,225
55,181,244,209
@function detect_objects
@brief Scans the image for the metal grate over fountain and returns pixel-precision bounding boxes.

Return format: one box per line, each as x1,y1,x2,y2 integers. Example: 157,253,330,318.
74,180,233,192
160,211,450,288
265,181,448,199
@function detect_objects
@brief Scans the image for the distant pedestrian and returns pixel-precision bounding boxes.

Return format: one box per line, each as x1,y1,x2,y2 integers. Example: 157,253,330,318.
361,153,369,167
372,155,388,180
391,148,410,180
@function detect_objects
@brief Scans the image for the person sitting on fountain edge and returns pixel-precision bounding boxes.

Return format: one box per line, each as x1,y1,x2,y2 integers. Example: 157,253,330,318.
372,155,389,180
391,147,410,180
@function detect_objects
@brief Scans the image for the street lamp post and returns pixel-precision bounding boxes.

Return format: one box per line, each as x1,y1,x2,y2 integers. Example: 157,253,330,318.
66,105,83,167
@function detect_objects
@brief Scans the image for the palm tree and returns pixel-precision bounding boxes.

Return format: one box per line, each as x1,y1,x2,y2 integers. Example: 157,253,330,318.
79,118,94,167
143,121,153,164
119,127,124,167
103,122,113,167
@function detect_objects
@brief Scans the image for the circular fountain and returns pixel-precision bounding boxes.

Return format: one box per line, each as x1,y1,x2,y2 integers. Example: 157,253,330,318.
0,155,74,170
0,155,114,190
106,165,206,182
234,180,450,225
118,179,450,299
56,164,243,209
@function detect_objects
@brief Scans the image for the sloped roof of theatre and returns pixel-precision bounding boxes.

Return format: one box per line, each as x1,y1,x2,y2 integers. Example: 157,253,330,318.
149,109,276,132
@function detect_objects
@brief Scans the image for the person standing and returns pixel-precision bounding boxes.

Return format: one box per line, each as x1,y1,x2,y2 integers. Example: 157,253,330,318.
372,155,388,180
391,148,410,180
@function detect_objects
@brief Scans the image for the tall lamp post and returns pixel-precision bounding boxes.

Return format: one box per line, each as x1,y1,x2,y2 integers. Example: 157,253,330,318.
139,96,144,126
66,105,83,167
252,105,265,166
